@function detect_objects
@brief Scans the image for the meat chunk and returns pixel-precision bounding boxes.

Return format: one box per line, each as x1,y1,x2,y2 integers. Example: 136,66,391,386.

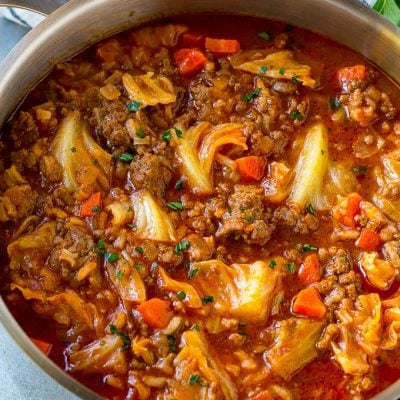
128,154,173,198
9,111,39,148
215,184,274,245
1,184,38,221
273,205,319,234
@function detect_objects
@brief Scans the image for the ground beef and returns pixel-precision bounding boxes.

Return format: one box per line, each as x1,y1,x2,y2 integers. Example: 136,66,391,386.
9,111,39,149
3,185,38,221
215,184,275,245
273,205,319,234
157,244,182,266
128,153,173,198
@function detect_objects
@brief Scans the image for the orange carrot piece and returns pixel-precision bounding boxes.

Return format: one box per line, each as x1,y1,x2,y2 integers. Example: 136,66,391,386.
235,156,267,181
81,192,102,217
292,287,326,319
174,48,208,77
31,338,53,355
137,298,173,328
205,37,241,55
356,229,381,251
298,253,321,286
337,65,366,86
333,192,362,228
181,32,204,47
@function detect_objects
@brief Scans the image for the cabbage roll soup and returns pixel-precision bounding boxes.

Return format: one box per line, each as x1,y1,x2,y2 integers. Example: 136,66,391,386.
1,14,400,400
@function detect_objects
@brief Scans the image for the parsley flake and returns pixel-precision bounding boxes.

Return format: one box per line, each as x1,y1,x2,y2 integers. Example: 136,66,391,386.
329,97,341,110
286,262,295,273
177,291,186,300
257,31,271,41
95,239,106,255
189,374,201,385
133,264,143,271
202,295,214,304
166,200,184,211
290,110,303,120
279,67,286,75
117,153,135,162
105,252,120,263
135,128,145,138
306,203,315,215
174,127,183,138
259,65,268,74
135,246,144,254
244,87,262,102
188,268,199,280
70,147,77,153
150,262,158,271
162,130,171,142
291,74,300,83
109,324,131,350
192,324,200,331
127,100,142,112
175,180,184,190
244,214,254,223
269,259,277,269
174,239,190,255
352,165,367,175
91,205,100,213
301,243,318,252
116,270,124,280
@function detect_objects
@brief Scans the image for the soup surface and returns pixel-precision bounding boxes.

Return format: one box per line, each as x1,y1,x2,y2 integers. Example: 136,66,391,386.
1,14,400,400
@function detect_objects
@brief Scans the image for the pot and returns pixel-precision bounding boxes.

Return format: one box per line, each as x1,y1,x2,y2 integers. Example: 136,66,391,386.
0,0,399,399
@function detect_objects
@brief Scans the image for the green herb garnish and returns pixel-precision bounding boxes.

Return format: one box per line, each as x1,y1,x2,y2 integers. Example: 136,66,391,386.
306,203,315,215
91,205,100,213
291,74,300,83
162,130,171,142
189,374,201,385
135,128,145,138
70,147,77,153
105,252,120,263
177,291,186,300
259,65,268,74
257,31,271,41
127,100,142,112
269,259,277,269
192,324,200,331
174,127,183,138
135,246,144,254
174,239,190,255
188,268,199,280
175,180,184,190
329,97,341,109
95,239,106,255
166,200,184,211
133,264,143,271
244,214,254,223
150,262,158,271
109,324,131,350
117,152,135,162
279,67,286,75
202,295,214,304
286,262,295,273
301,243,318,252
244,87,262,102
352,165,367,175
167,334,177,352
116,270,124,280
290,110,303,120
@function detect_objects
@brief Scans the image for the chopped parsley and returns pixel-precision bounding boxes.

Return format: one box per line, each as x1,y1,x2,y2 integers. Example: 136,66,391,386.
135,246,144,254
109,324,131,350
95,239,106,255
117,152,135,162
259,65,268,74
116,270,124,280
105,252,120,263
279,67,286,75
92,158,98,165
162,130,171,142
329,97,341,109
202,295,214,304
291,74,300,83
127,206,133,212
301,243,318,252
244,214,254,223
167,334,177,352
269,259,277,269
70,147,77,153
166,200,184,211
189,374,206,386
133,263,143,271
183,260,190,269
257,31,271,41
91,205,100,213
127,223,136,229
352,165,367,175
192,324,200,331
290,110,303,120
174,127,183,138
244,87,262,102
135,128,145,138
286,262,295,273
188,268,199,280
174,239,190,255
150,262,158,271
175,180,184,190
127,100,142,112
177,291,186,300
306,203,315,215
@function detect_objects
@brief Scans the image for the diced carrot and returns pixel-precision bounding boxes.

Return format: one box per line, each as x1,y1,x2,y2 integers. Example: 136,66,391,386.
137,298,173,328
336,64,366,86
205,37,241,55
292,287,326,319
298,253,321,286
181,32,204,47
31,338,53,355
173,48,208,77
81,192,102,217
333,192,362,228
356,228,381,251
235,156,267,181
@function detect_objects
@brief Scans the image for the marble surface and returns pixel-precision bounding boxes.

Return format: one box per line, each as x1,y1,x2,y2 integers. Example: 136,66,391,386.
0,9,78,400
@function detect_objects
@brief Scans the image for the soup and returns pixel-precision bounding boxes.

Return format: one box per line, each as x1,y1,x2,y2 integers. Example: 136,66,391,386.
1,14,400,400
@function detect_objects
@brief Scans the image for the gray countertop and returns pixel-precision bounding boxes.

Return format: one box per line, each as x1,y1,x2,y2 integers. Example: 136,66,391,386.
0,9,78,400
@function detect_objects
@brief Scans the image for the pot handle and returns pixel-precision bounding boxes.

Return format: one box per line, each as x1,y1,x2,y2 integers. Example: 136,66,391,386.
0,0,67,16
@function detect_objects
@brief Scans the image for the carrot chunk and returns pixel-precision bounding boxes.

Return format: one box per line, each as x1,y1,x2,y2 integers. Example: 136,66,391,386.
31,338,53,355
298,253,321,286
292,287,326,319
356,229,381,251
137,298,173,328
337,65,366,87
235,156,267,181
81,192,102,217
173,48,208,77
205,37,241,55
181,32,204,47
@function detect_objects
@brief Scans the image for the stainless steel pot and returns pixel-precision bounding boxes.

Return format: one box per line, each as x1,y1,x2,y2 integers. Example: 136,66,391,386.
0,0,399,399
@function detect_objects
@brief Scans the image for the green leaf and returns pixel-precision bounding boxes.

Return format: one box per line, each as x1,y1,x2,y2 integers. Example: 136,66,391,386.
127,100,142,112
117,153,135,162
135,246,144,254
202,295,214,304
162,130,171,142
373,0,400,26
174,239,190,255
259,65,268,74
257,31,271,41
109,324,131,350
166,200,184,211
177,291,186,300
244,87,262,102
301,243,318,252
95,239,106,255
269,259,277,269
135,128,145,138
105,252,120,263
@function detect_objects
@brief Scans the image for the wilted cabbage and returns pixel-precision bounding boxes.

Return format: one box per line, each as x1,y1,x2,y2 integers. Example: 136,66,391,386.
52,112,112,193
67,335,127,374
189,258,284,323
331,294,382,375
105,200,133,226
381,291,400,350
289,123,357,210
132,24,188,48
157,267,202,308
7,222,56,270
262,161,293,203
168,330,237,400
172,122,248,194
264,318,325,380
359,252,396,290
107,258,146,305
122,72,176,107
131,189,177,242
231,50,316,88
